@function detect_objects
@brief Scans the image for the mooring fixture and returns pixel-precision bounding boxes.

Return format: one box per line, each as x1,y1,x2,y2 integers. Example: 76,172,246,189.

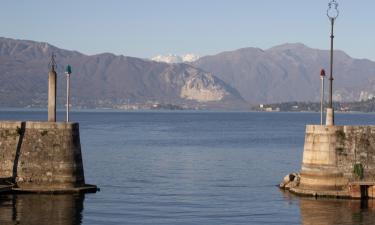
48,53,57,122
320,69,326,125
65,65,72,122
325,0,339,126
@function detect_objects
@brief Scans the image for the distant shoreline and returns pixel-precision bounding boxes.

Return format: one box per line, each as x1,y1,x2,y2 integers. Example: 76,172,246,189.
1,107,375,114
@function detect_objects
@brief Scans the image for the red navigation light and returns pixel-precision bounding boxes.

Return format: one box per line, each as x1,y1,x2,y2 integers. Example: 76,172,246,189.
320,69,326,77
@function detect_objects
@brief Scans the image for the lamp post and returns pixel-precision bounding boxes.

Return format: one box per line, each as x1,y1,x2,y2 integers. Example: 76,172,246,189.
326,0,339,126
65,65,72,122
320,69,326,125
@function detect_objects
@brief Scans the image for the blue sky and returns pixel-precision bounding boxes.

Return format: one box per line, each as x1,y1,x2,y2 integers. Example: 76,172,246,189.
1,0,374,60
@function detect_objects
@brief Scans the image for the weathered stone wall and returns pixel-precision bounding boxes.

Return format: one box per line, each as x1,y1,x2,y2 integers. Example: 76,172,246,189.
302,125,375,181
0,121,85,189
298,125,375,193
0,121,23,178
299,125,348,191
302,125,338,171
336,126,375,181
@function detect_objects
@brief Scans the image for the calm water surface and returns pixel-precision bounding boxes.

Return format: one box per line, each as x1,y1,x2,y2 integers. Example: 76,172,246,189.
1,110,375,225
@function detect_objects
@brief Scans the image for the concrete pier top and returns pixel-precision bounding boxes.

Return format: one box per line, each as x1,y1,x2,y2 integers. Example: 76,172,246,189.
0,121,79,129
305,124,375,132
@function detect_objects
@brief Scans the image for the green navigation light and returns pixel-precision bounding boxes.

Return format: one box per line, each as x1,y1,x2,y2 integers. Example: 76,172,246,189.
65,65,72,74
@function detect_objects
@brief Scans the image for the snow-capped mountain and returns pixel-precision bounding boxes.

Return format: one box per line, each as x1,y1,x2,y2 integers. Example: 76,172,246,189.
151,53,200,63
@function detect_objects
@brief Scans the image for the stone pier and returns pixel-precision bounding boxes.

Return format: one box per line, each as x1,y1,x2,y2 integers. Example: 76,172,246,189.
281,125,375,198
0,121,97,193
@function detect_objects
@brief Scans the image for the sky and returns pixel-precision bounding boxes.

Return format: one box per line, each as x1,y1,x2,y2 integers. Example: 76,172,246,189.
1,0,375,60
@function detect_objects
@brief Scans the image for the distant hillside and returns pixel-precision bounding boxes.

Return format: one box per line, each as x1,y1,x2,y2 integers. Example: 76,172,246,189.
3,37,375,110
343,98,375,112
0,37,246,109
194,43,375,104
254,98,375,113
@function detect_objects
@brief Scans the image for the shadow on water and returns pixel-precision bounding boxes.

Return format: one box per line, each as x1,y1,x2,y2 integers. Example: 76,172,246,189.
0,194,84,225
281,191,375,225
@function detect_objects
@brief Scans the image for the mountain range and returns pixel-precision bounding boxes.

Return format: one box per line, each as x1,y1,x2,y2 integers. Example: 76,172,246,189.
0,37,244,109
194,43,375,104
1,37,375,109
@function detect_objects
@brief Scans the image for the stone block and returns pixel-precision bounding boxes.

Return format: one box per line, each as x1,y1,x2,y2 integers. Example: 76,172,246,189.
0,121,90,191
368,186,375,198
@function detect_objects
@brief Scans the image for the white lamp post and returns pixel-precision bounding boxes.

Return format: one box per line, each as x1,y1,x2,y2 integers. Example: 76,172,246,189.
320,69,326,125
65,65,72,122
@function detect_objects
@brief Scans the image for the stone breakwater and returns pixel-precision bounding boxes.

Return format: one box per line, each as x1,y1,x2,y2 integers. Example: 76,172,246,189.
281,125,375,198
0,121,97,193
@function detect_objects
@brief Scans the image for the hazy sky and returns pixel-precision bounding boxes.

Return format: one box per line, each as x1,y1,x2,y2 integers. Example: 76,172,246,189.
1,0,374,60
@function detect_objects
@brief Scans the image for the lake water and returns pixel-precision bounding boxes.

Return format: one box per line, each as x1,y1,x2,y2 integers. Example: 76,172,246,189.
1,110,375,225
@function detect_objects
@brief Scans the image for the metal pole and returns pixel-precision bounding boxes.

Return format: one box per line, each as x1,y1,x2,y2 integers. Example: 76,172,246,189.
66,73,70,122
329,18,334,109
322,78,325,124
325,0,339,126
320,69,326,125
321,76,324,125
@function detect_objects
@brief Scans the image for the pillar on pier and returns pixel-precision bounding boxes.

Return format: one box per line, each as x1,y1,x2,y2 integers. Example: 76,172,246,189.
48,56,57,122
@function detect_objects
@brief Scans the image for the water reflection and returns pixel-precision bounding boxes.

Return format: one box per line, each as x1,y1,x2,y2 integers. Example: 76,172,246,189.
0,194,84,225
282,191,375,225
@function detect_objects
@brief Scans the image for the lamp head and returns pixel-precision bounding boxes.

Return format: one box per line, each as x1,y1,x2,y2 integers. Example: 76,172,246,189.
65,65,72,75
320,69,326,77
48,53,57,71
327,0,339,20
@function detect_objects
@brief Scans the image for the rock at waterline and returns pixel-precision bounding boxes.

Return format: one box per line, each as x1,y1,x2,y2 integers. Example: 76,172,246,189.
279,173,300,190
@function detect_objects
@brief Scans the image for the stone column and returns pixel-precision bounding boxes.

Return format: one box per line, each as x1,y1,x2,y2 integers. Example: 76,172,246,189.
48,67,57,122
326,108,334,126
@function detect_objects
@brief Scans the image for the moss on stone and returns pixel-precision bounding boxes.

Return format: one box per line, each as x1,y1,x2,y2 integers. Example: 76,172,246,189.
353,163,364,179
336,130,346,142
40,130,48,136
336,147,345,155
